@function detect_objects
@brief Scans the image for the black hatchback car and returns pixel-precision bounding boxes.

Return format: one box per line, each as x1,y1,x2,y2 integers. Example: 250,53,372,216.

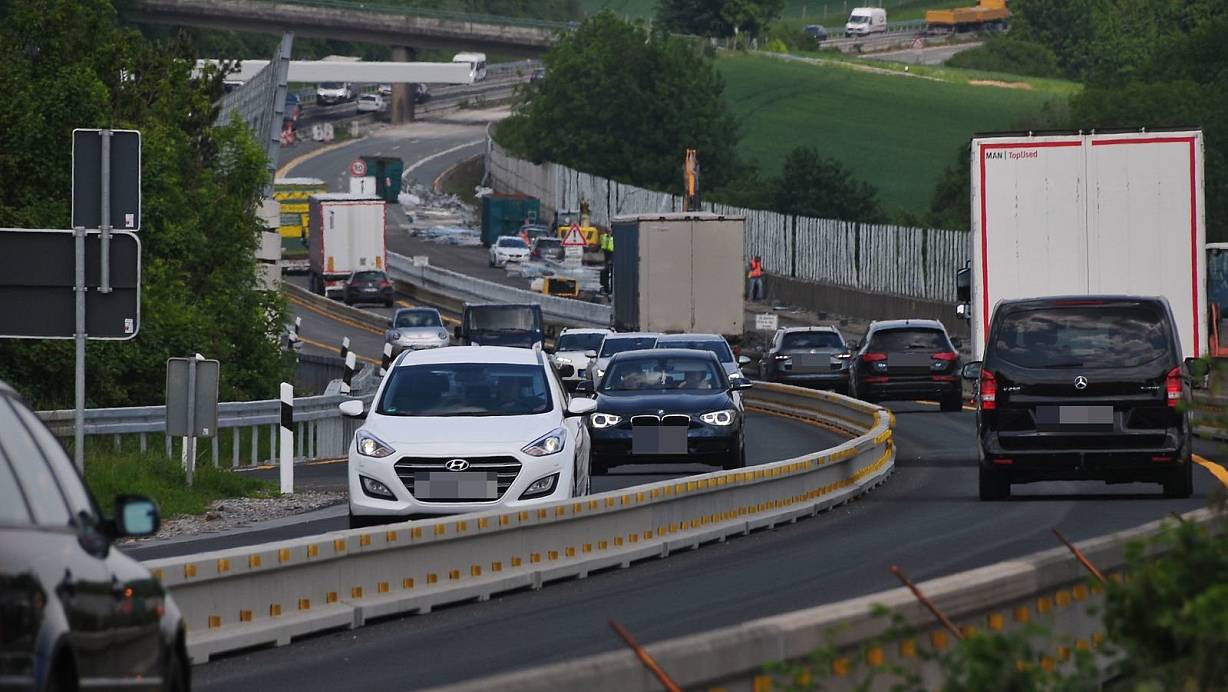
0,381,188,691
965,296,1200,501
578,349,752,474
344,270,394,307
849,319,963,410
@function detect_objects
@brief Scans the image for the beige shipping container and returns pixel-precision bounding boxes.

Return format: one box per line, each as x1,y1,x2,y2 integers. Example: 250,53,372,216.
611,213,745,337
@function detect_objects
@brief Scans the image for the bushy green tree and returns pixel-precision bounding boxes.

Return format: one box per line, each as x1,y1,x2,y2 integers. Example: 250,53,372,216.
771,147,884,223
655,0,784,37
945,37,1063,79
499,12,740,194
0,0,290,408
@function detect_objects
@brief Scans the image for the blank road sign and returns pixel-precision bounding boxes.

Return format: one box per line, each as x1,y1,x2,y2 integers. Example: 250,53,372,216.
0,229,140,339
72,129,141,231
166,358,220,438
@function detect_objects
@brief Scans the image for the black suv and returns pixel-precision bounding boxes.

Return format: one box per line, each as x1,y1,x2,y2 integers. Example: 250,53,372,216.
849,319,963,411
966,296,1199,500
0,380,188,690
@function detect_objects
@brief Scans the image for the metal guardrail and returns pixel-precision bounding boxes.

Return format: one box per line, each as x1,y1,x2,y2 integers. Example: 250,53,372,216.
437,507,1212,691
143,383,894,663
388,252,612,328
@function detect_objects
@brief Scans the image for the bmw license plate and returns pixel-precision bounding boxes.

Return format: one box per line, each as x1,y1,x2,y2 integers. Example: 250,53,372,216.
1036,405,1114,432
414,471,497,499
632,426,688,455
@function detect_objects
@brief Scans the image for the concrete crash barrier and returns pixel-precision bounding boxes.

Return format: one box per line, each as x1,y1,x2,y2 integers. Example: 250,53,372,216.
430,509,1219,692
143,383,895,663
283,280,390,331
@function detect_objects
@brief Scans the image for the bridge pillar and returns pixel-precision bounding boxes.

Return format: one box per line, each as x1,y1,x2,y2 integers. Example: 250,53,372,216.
390,45,417,124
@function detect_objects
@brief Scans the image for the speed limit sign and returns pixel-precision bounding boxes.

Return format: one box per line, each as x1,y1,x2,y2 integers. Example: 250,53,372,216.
349,159,367,177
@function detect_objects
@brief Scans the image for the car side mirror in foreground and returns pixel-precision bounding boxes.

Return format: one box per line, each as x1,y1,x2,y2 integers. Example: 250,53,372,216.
114,496,159,538
339,400,366,418
731,379,753,391
738,355,752,365
961,362,982,380
566,398,598,416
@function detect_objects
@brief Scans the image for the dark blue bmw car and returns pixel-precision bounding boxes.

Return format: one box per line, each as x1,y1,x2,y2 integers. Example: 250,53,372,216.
578,349,751,475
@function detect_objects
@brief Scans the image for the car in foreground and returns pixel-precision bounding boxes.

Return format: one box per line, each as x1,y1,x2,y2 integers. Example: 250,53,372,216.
342,346,596,526
531,236,564,262
356,93,387,113
654,333,751,383
489,235,530,267
343,269,394,307
386,307,449,355
760,326,852,392
589,332,660,385
551,327,612,389
579,349,750,474
965,296,1200,501
849,319,963,410
0,380,187,691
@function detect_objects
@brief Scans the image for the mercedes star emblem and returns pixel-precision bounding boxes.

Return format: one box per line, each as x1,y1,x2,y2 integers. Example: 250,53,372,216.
444,459,471,472
1073,376,1089,390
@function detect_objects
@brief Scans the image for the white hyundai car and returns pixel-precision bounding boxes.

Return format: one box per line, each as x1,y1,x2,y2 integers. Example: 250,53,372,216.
488,236,530,267
341,346,596,527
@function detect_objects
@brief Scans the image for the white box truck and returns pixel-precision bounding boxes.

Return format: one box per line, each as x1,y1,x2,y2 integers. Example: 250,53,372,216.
307,193,387,298
957,130,1207,360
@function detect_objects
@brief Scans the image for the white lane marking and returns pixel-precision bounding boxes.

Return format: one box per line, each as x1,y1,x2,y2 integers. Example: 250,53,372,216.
405,139,485,176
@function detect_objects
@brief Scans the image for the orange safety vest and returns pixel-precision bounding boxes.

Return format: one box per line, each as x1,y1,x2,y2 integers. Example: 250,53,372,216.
749,258,763,278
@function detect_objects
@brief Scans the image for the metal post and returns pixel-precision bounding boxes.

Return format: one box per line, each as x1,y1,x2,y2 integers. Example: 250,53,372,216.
73,226,86,473
139,432,147,453
166,434,172,459
251,425,259,466
99,129,112,293
185,357,197,487
211,435,219,467
232,428,240,468
280,382,293,494
269,423,278,464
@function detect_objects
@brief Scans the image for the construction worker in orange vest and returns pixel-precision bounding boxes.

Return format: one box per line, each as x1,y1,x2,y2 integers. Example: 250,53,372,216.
747,255,764,302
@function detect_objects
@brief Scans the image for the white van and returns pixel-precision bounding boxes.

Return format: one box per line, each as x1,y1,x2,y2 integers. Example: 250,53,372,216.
845,7,887,36
452,52,488,82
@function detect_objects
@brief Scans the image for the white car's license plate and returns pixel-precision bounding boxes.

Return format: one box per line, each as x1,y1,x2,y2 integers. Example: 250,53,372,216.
414,471,497,499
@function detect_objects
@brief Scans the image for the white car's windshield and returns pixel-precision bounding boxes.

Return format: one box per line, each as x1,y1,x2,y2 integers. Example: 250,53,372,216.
377,363,551,417
497,237,526,248
556,332,606,352
394,310,442,328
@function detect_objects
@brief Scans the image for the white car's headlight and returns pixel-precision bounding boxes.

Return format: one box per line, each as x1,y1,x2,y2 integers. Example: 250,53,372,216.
389,330,401,341
437,329,450,340
590,413,622,429
356,430,396,458
700,410,736,426
522,427,565,457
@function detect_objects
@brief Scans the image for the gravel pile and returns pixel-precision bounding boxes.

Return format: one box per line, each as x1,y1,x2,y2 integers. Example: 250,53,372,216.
121,490,347,544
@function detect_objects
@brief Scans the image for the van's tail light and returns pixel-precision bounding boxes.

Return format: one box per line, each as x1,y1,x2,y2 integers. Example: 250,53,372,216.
979,369,997,410
862,352,887,363
1166,367,1182,408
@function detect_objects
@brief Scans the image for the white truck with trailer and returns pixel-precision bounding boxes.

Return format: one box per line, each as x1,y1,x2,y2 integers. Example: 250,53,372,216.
957,129,1207,360
307,193,387,299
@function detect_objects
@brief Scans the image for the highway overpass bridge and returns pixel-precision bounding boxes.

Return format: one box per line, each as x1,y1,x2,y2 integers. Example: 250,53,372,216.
122,0,563,56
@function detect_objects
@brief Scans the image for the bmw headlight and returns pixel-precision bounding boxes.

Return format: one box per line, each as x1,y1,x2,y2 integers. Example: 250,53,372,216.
700,410,736,426
590,412,622,429
522,427,565,457
355,430,396,458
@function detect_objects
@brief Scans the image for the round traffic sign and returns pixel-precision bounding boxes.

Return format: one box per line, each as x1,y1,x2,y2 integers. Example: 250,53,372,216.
349,159,367,176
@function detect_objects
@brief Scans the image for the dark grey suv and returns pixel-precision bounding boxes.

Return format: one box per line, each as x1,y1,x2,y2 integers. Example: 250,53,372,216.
0,380,188,691
965,296,1200,500
759,327,852,392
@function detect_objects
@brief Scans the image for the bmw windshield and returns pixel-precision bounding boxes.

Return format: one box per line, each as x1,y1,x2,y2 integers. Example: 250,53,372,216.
601,357,724,392
377,364,552,417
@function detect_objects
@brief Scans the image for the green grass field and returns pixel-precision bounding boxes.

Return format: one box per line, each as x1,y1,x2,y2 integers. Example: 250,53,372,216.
718,53,1075,214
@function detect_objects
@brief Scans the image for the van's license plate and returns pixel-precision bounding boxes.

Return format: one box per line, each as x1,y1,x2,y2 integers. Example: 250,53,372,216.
1036,406,1114,431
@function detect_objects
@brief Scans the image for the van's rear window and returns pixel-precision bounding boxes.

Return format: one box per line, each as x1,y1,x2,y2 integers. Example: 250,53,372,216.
990,305,1171,369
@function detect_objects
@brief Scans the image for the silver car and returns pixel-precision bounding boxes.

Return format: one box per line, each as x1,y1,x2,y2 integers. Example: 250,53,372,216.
654,333,752,382
589,332,660,386
386,307,450,356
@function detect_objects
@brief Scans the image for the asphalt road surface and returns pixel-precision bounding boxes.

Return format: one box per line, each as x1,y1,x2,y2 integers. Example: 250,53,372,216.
192,399,1221,691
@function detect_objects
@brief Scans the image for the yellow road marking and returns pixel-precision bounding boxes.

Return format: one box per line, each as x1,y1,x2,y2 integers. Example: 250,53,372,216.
286,294,385,337
275,140,357,178
1193,455,1228,489
297,335,380,366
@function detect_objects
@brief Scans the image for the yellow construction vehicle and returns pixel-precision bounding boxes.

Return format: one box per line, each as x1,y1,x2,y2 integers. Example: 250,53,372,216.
556,201,600,247
926,0,1010,31
532,276,579,297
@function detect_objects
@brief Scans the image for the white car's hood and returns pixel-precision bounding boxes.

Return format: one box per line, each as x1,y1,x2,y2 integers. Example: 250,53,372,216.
365,412,560,446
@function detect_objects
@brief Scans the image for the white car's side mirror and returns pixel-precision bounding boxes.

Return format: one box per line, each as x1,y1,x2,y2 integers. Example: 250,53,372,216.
566,398,598,416
339,400,365,417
